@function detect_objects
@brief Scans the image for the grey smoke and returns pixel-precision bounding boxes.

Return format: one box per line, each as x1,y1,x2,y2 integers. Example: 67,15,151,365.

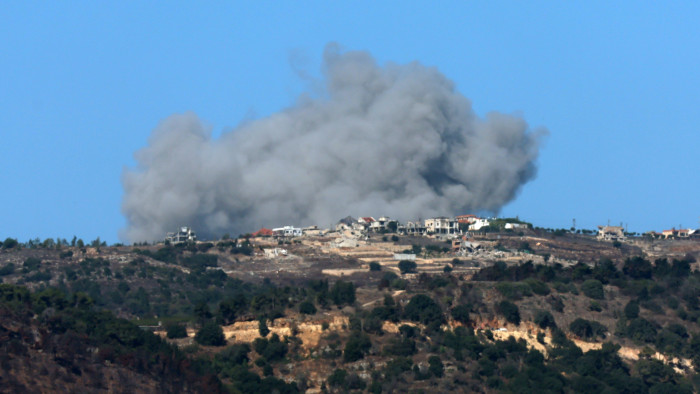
121,44,546,242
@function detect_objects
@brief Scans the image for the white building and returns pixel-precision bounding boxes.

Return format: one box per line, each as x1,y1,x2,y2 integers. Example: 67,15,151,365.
468,219,491,231
165,227,197,244
404,221,426,235
272,226,302,237
370,216,392,232
597,226,625,241
425,217,459,234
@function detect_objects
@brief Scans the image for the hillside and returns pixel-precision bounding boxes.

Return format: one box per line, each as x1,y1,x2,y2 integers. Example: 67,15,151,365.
2,230,700,392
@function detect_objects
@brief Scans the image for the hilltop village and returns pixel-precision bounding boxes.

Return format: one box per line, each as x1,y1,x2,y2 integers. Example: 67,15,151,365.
2,215,700,393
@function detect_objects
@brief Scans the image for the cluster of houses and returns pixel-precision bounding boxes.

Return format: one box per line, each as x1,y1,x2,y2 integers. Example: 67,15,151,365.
647,228,698,240
597,225,699,242
165,214,513,245
336,214,494,236
166,220,699,245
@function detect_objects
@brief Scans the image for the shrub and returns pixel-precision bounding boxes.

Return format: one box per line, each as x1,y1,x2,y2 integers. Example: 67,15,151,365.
216,343,251,366
623,257,653,279
363,316,383,335
626,318,658,343
398,260,417,274
23,258,42,271
299,301,317,315
0,263,16,276
331,280,356,306
534,310,556,329
497,300,521,325
428,355,444,377
343,332,371,362
2,238,19,249
524,278,550,296
254,334,288,362
404,294,444,325
195,322,226,346
258,317,270,337
496,282,532,300
166,324,188,339
581,279,605,300
569,318,607,339
451,304,471,324
328,368,348,388
369,262,381,271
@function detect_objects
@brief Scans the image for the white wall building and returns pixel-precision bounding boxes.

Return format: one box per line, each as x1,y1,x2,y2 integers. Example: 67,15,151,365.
468,219,491,231
165,227,197,244
425,217,459,234
272,226,302,237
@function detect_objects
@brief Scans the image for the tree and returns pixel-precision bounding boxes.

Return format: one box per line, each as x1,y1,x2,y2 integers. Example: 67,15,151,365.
219,294,248,324
626,318,658,343
343,332,371,362
624,301,640,319
451,304,471,324
428,355,444,377
195,322,226,346
330,280,356,306
398,260,417,274
581,279,605,300
369,262,381,271
404,294,444,325
2,238,18,249
23,257,41,271
534,310,557,329
497,300,521,325
194,302,212,325
569,318,607,339
166,324,188,339
327,368,348,388
258,317,270,337
0,263,16,276
623,257,653,279
299,301,317,315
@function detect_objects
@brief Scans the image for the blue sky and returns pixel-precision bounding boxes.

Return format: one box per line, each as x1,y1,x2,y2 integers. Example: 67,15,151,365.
1,2,698,243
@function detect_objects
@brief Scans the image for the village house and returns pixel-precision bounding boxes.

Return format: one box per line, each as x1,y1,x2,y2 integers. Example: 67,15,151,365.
456,214,479,224
354,217,375,231
165,226,197,244
272,226,302,237
425,217,459,234
597,226,625,241
505,223,528,230
468,218,491,231
404,220,426,235
370,216,392,232
662,228,696,239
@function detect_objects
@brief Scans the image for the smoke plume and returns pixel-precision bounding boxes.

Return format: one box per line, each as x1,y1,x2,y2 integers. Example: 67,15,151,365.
121,44,546,242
